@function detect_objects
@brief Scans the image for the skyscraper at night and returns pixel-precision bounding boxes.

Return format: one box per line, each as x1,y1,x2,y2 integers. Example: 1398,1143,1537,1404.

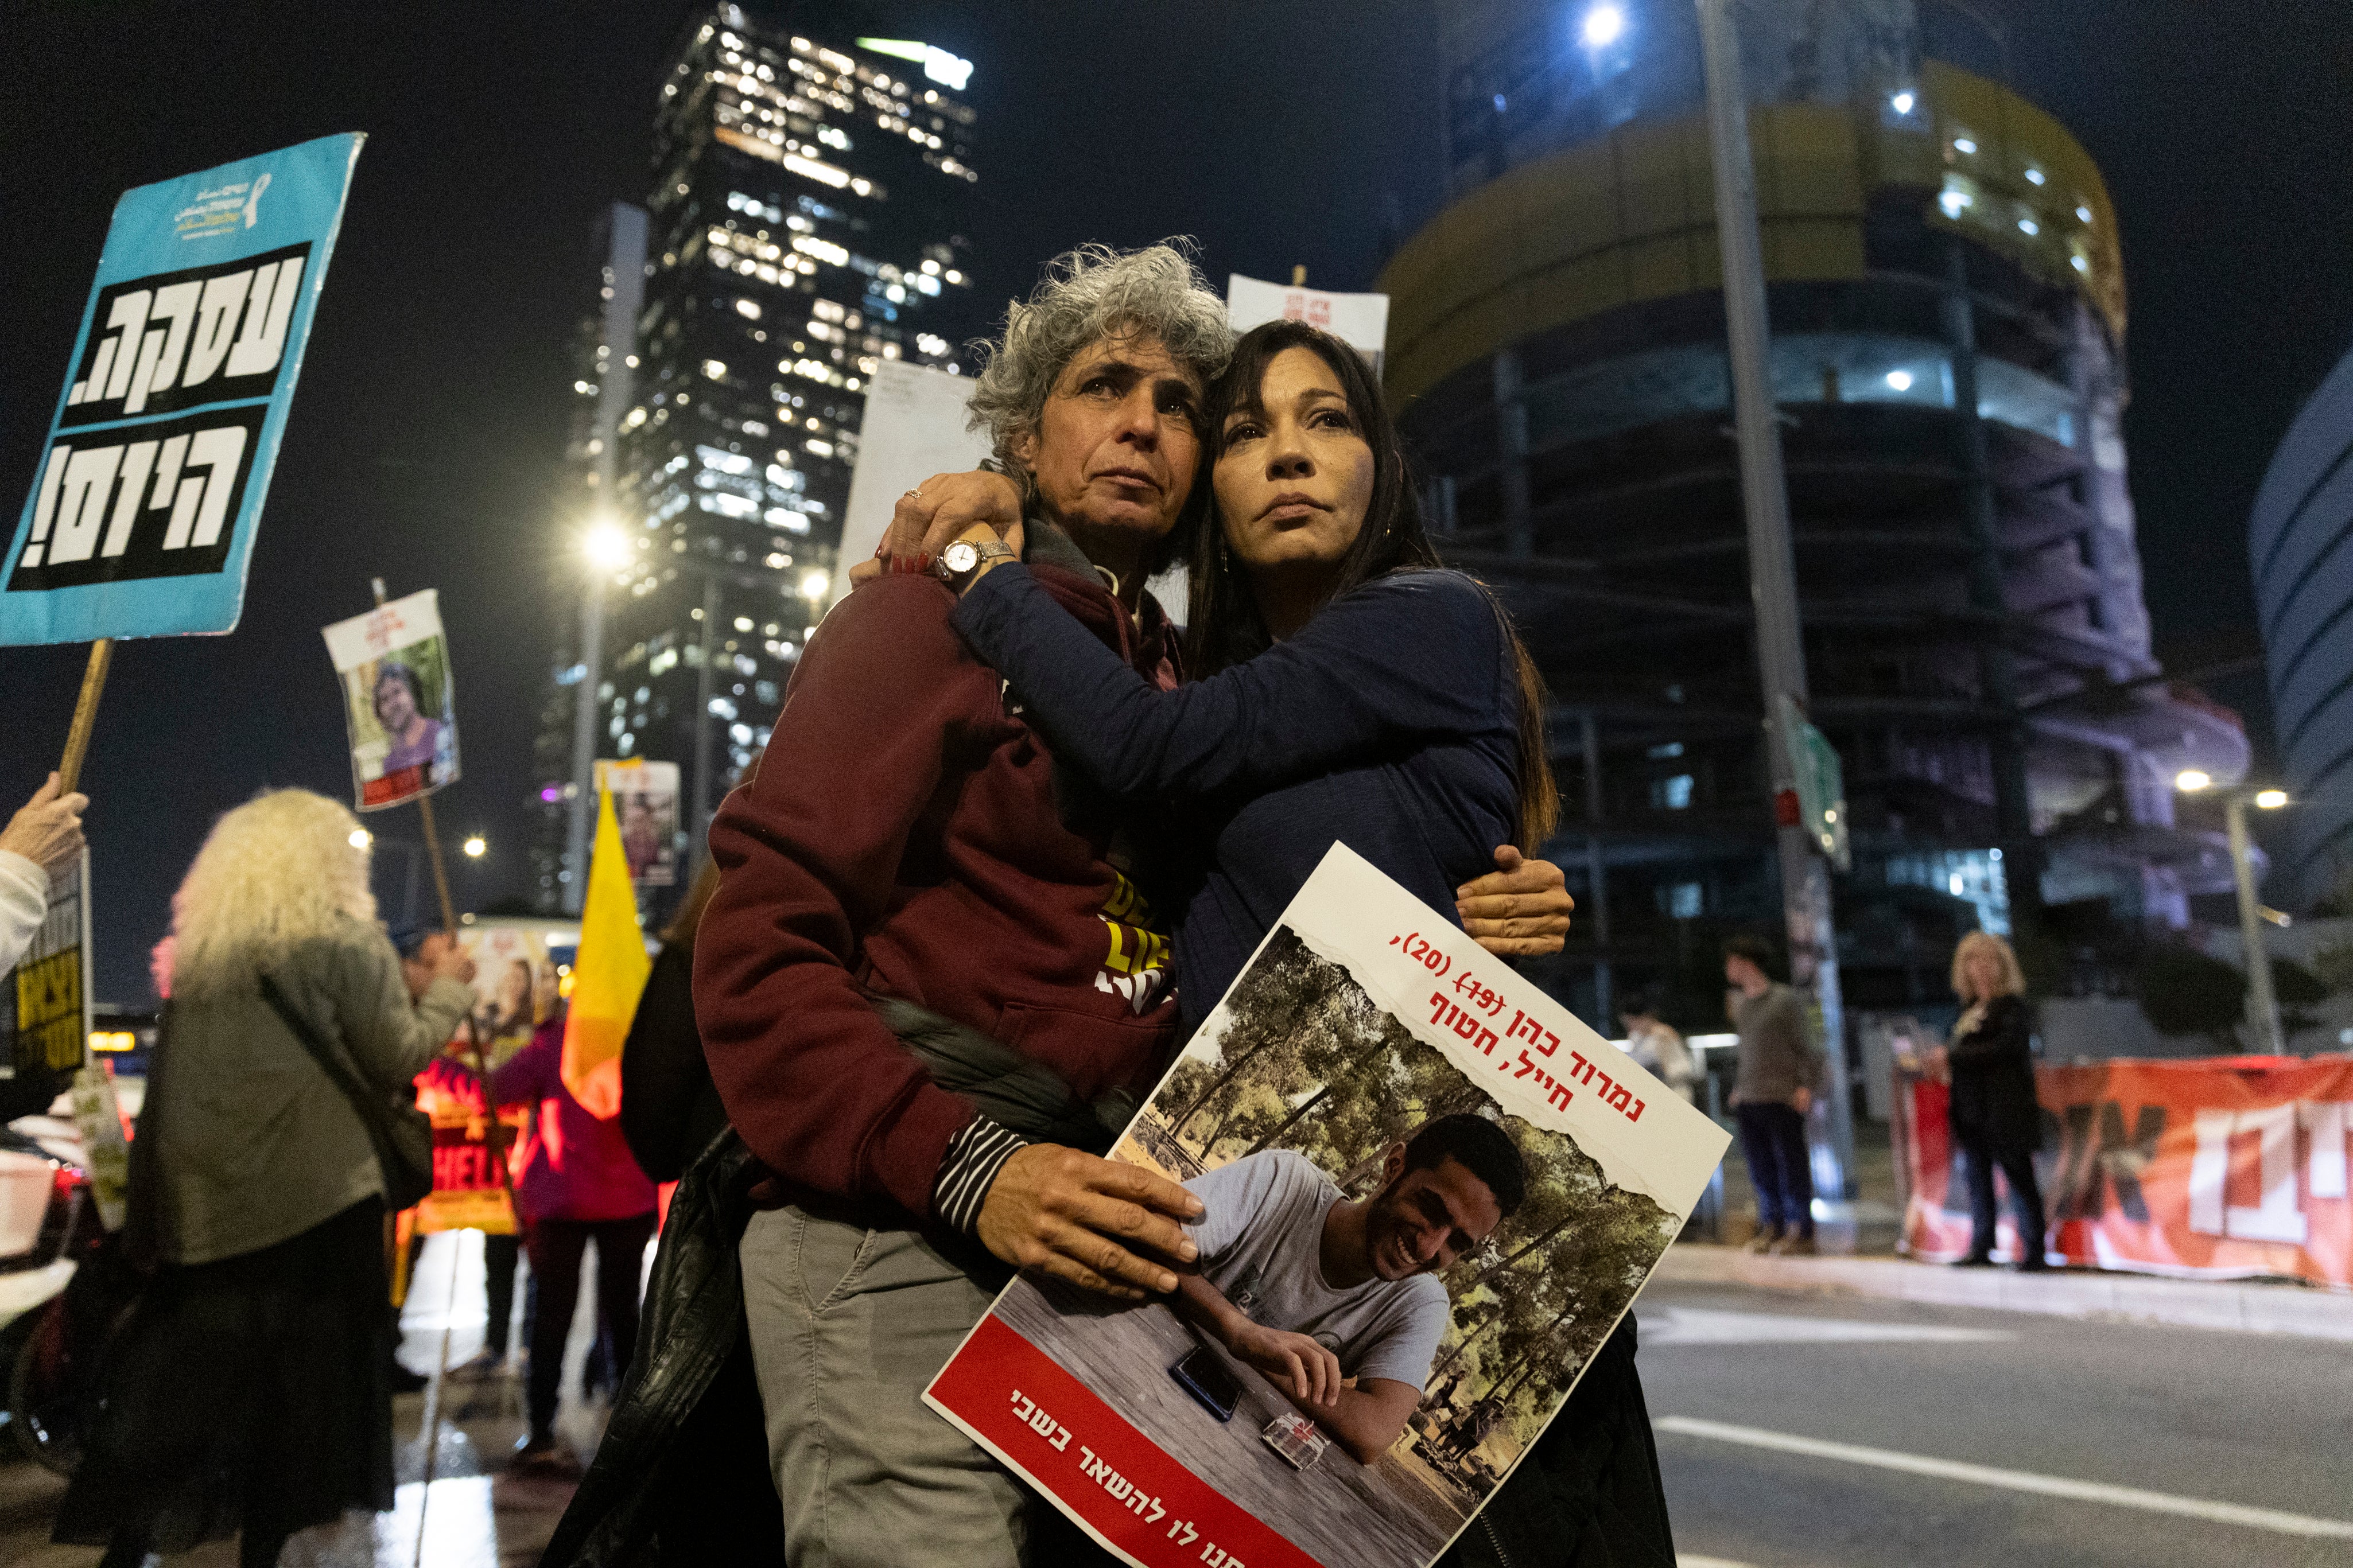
1381,0,2247,1022
533,4,979,910
2251,346,2353,911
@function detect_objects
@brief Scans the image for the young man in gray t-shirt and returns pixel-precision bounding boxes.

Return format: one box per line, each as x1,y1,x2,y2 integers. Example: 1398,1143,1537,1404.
1172,1114,1527,1464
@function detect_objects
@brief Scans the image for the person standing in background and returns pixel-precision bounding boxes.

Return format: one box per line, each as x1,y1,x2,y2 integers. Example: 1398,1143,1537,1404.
1723,935,1823,1256
476,1007,658,1473
56,789,475,1568
0,772,86,974
619,854,731,1185
1944,931,2048,1271
1619,993,1697,1105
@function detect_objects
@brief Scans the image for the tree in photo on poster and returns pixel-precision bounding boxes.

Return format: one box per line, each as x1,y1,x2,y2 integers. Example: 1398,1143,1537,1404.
1132,928,1677,1491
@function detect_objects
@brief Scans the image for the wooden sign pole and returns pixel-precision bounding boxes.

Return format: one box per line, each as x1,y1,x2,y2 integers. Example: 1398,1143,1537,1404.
368,578,460,935
57,639,114,793
366,579,512,1212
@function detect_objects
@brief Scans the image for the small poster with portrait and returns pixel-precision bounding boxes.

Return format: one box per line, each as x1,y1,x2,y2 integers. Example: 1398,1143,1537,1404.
925,845,1730,1568
596,758,681,887
320,588,460,811
409,917,577,1234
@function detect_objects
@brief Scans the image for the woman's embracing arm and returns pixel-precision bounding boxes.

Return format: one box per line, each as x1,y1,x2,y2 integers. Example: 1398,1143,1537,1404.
953,567,1505,800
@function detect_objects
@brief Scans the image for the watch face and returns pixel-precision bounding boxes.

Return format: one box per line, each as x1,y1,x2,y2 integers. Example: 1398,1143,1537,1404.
943,540,979,574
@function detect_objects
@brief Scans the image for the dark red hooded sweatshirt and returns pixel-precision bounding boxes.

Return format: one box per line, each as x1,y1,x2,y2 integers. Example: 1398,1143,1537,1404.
694,529,1183,1221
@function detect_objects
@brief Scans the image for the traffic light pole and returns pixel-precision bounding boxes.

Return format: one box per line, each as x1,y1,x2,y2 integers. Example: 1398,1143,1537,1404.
1696,0,1854,1199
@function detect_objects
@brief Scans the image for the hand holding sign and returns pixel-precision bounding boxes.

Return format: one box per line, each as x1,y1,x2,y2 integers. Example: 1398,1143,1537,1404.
0,775,87,873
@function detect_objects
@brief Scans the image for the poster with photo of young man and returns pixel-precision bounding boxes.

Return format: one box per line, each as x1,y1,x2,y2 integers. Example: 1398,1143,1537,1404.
926,845,1729,1568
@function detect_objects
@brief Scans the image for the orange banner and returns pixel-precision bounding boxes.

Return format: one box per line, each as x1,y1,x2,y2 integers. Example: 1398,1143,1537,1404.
1894,1056,2353,1288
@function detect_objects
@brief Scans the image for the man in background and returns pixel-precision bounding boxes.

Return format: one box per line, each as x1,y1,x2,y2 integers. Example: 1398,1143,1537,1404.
1724,935,1823,1255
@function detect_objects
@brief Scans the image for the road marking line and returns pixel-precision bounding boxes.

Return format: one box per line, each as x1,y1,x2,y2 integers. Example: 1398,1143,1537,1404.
1648,1306,2013,1345
1657,1417,2353,1539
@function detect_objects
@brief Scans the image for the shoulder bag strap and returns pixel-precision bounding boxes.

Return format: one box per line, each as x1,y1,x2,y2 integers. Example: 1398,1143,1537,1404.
257,971,408,1192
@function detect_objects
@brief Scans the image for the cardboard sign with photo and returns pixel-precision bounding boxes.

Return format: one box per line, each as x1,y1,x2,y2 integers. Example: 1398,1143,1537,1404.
409,918,576,1234
596,758,681,888
926,845,1730,1568
321,588,460,811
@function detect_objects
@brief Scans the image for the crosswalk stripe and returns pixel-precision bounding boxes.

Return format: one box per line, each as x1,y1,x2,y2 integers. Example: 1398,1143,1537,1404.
1657,1416,2353,1539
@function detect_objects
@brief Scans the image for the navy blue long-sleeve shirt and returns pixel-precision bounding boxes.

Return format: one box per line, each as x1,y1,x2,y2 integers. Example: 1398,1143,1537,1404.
952,563,1524,1034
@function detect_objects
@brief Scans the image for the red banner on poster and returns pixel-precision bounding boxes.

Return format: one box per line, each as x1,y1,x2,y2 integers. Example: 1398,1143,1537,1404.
930,1314,1318,1568
1893,1055,2353,1289
410,1055,521,1234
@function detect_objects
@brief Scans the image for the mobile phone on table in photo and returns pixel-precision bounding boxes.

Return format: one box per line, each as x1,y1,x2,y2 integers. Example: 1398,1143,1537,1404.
1169,1345,1242,1422
1261,1412,1330,1471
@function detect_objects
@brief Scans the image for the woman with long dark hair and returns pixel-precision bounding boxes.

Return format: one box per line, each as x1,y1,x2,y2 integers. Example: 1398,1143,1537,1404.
945,318,1558,1028
930,320,1675,1565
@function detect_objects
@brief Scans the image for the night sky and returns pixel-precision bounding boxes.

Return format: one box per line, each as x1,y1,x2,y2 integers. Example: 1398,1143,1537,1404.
5,1,2350,1003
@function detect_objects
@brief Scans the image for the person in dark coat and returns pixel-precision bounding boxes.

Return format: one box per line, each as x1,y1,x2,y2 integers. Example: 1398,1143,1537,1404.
619,842,731,1185
480,1014,661,1470
1945,931,2049,1271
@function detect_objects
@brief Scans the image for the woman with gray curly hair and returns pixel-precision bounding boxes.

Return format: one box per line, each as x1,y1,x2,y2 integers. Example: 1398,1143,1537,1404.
55,789,476,1568
867,239,1233,593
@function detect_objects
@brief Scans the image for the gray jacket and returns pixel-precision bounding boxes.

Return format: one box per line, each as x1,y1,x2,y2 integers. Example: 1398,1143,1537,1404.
1729,982,1823,1108
147,916,473,1266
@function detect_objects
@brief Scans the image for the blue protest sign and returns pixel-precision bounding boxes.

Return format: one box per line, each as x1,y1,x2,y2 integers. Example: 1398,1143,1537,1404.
0,134,363,646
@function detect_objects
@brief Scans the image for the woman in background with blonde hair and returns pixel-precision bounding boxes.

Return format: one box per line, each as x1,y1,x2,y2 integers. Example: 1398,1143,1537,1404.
1946,930,2049,1272
56,789,476,1568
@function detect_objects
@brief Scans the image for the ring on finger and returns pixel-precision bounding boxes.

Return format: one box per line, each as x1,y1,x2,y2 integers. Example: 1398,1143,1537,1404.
904,486,924,500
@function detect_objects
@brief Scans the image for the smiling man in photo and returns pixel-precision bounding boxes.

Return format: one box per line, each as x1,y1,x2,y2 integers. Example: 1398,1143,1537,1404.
1171,1114,1527,1464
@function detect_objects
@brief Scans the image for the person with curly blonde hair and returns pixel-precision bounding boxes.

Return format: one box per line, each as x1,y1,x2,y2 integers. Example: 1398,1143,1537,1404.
56,788,476,1568
1946,930,2049,1271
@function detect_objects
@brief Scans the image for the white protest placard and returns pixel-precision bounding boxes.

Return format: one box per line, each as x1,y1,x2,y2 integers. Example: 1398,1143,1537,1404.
1,851,93,1119
927,843,1729,1568
832,359,988,600
1227,274,1391,373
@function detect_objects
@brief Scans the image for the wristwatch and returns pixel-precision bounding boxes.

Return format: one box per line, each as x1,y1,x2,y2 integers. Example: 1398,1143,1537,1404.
935,536,1017,589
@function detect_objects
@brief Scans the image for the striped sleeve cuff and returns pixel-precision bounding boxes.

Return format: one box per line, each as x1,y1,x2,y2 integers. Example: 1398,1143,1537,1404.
933,1115,1029,1236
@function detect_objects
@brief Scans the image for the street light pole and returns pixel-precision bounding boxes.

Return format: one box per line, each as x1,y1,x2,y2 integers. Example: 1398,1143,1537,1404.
563,565,606,917
2224,793,2285,1055
1696,0,1854,1196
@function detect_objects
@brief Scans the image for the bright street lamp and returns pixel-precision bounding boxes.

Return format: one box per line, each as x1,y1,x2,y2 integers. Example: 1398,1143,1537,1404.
799,570,829,602
1581,2,1627,48
2255,789,2289,810
2175,768,2212,792
583,522,634,573
1890,90,1916,115
462,835,487,858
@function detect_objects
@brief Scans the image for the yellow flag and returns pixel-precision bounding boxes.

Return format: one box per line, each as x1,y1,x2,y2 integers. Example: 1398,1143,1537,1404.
561,785,650,1120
